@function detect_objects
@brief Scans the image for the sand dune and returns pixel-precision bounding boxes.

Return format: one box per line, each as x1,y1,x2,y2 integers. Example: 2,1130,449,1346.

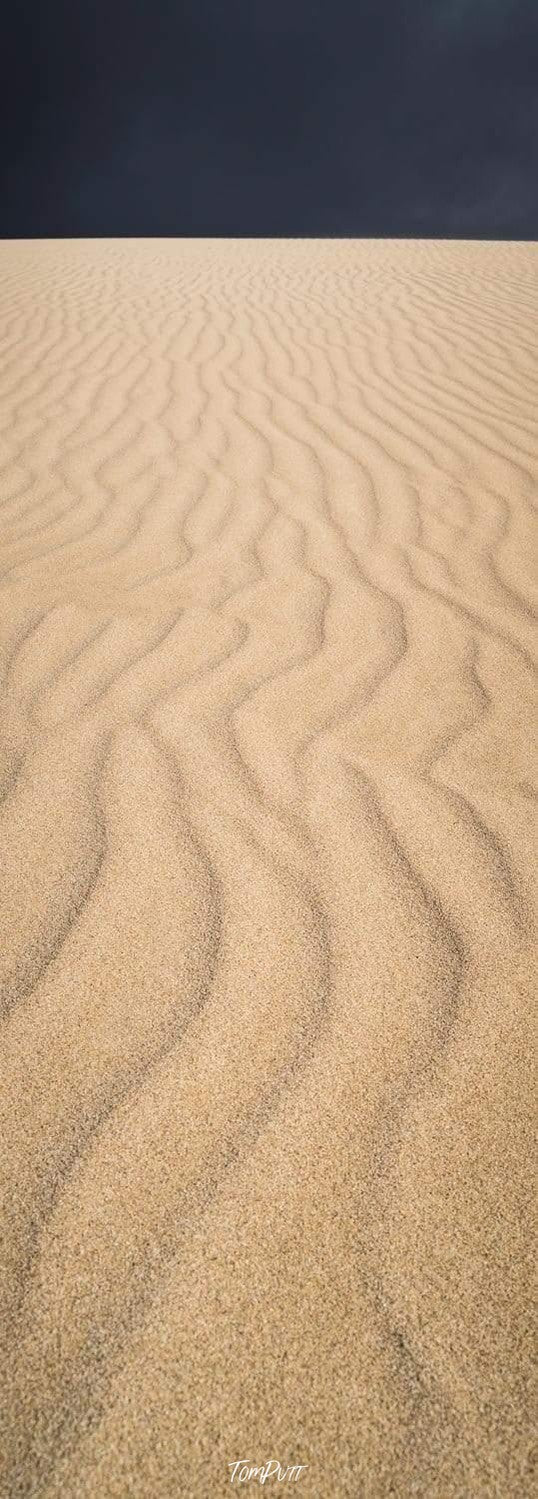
0,239,536,1497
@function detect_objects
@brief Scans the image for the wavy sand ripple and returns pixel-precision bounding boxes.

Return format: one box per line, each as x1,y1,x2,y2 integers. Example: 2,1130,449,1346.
0,240,536,1498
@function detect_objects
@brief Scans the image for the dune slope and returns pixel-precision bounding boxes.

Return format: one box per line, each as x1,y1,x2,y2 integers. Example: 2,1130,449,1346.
0,239,536,1497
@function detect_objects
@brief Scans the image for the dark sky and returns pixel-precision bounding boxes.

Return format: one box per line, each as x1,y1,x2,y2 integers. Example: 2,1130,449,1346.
2,0,537,237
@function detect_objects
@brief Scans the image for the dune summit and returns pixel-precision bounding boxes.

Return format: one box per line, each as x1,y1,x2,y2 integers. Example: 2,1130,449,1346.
0,238,536,1497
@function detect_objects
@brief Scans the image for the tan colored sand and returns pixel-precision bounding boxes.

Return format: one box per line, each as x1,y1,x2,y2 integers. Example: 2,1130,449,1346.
0,239,536,1498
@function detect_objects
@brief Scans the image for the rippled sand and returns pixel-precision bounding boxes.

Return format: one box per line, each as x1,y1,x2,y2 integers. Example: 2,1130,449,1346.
0,239,536,1497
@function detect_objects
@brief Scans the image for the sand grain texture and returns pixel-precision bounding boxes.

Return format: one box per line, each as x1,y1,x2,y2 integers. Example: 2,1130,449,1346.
0,239,536,1497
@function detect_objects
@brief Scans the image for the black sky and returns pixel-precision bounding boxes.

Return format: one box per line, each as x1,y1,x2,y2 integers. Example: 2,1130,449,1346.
2,0,537,238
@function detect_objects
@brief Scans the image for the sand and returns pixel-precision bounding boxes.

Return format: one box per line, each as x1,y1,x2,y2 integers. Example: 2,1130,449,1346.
0,238,536,1497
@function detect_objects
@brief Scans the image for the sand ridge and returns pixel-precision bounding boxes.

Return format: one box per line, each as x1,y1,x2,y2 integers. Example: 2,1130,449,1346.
0,239,536,1497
